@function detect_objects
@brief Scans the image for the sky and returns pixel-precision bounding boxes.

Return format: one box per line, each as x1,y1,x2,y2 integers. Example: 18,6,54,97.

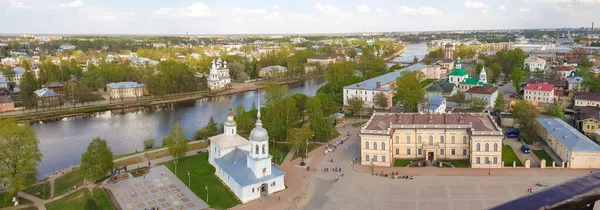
2,0,600,35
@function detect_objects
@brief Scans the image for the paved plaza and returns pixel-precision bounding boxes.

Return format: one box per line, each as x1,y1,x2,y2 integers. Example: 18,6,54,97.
104,165,209,210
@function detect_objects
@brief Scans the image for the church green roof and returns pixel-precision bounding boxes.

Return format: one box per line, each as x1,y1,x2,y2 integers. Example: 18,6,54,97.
449,68,469,76
460,78,487,85
426,83,443,92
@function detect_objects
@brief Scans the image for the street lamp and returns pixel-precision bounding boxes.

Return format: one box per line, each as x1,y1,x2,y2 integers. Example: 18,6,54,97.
188,171,191,188
174,155,178,176
487,160,491,175
205,185,209,203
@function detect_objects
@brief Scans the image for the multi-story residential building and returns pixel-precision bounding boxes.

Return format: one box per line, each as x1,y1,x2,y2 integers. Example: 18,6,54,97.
554,65,574,79
576,106,600,140
343,64,443,110
574,92,600,108
106,82,146,99
465,84,499,108
536,117,600,168
567,76,584,92
524,82,555,104
259,66,287,78
524,55,546,71
305,54,347,72
0,67,26,86
34,88,59,107
0,95,14,112
0,77,8,89
360,112,504,168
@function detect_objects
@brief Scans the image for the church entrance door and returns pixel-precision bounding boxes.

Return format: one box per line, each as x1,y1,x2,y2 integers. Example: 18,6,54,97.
260,183,268,196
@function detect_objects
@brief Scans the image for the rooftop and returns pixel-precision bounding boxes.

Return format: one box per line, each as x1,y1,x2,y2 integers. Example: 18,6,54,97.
0,96,13,103
524,82,554,92
465,84,498,95
449,68,469,76
106,82,145,89
555,65,574,71
566,76,584,84
578,106,600,121
260,65,287,72
213,149,286,187
524,55,546,63
460,78,487,86
574,92,600,101
209,133,250,149
363,112,500,132
34,88,58,98
536,117,600,152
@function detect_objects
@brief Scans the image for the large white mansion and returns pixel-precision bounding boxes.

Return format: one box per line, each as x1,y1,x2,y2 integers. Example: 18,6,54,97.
208,58,231,90
360,112,504,168
208,103,285,203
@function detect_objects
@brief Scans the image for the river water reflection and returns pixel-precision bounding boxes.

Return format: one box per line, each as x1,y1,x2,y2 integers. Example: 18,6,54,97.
33,77,325,178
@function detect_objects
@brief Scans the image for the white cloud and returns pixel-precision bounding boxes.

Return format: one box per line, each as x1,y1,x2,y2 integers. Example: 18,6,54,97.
60,0,82,8
526,0,600,4
465,0,490,9
357,4,371,14
271,5,279,9
153,2,212,17
9,0,33,9
376,8,383,13
482,10,488,13
553,4,575,13
313,3,338,13
519,8,531,12
499,5,507,10
232,8,267,15
89,15,116,21
397,6,442,16
88,11,137,22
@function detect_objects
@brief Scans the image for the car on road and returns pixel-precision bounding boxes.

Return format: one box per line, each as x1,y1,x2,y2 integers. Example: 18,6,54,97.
505,128,520,138
509,94,516,99
521,145,531,153
498,83,504,86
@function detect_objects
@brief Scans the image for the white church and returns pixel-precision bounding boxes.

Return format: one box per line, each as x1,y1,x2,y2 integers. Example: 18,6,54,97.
208,58,231,90
208,101,286,203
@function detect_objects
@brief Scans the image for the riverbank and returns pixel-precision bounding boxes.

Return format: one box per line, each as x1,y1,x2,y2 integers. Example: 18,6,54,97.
1,74,323,122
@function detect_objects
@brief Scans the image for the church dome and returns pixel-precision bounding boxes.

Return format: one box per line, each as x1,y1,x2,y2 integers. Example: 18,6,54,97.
249,126,268,141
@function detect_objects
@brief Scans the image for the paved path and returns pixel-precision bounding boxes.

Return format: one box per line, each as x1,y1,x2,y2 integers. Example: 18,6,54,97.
504,138,539,167
17,191,47,210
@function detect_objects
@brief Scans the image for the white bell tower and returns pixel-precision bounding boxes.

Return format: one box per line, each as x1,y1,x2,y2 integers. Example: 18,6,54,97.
247,92,272,178
479,66,487,83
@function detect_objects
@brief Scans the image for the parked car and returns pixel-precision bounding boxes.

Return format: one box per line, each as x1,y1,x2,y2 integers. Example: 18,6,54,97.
521,145,531,153
505,128,520,138
498,83,505,86
509,94,516,99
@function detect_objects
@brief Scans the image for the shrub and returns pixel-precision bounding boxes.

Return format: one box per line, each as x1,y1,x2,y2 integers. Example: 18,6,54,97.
143,139,155,149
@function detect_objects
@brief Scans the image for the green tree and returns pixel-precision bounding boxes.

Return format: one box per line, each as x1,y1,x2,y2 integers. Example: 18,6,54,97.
287,124,313,157
194,116,218,140
234,104,257,138
455,92,467,109
467,97,488,112
426,48,444,59
307,97,333,141
0,118,42,197
393,71,425,112
532,69,545,78
80,138,114,182
143,139,155,149
511,67,526,93
164,123,189,160
346,96,364,115
494,92,506,111
475,63,484,75
412,56,419,64
512,100,540,143
488,63,502,83
578,57,594,68
545,104,564,119
496,48,527,76
373,92,389,109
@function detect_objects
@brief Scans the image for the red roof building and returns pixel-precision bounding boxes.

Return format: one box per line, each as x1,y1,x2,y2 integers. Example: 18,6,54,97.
524,82,556,104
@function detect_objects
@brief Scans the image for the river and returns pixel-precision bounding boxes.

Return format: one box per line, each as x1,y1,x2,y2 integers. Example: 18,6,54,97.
33,77,326,178
387,42,428,64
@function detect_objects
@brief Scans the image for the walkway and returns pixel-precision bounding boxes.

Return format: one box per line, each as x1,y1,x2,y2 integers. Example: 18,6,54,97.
504,138,539,168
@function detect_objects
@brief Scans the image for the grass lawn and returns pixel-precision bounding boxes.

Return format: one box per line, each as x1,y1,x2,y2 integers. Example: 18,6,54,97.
446,160,470,168
23,181,52,199
1,191,32,208
393,159,417,167
114,156,144,168
502,145,523,167
420,79,437,88
533,150,554,166
159,153,240,209
46,188,114,210
115,141,208,159
54,169,84,196
292,142,321,160
270,142,291,165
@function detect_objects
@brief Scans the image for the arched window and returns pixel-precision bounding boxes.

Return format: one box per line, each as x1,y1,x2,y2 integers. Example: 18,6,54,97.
428,135,434,145
485,143,490,152
493,157,498,164
365,141,370,149
463,136,468,144
494,143,498,152
255,145,259,154
381,142,386,150
476,143,481,152
262,144,266,154
373,142,378,150
451,136,456,144
418,136,422,144
395,136,399,144
440,136,445,144
406,136,411,144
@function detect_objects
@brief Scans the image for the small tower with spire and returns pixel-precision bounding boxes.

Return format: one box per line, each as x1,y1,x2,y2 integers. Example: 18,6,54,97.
455,57,462,69
247,91,272,178
224,104,237,136
479,66,487,83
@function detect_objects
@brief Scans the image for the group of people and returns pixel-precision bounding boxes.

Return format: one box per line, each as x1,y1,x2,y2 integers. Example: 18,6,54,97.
372,171,414,180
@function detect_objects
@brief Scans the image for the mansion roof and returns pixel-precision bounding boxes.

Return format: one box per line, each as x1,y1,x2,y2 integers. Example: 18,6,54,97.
362,112,501,133
466,84,498,95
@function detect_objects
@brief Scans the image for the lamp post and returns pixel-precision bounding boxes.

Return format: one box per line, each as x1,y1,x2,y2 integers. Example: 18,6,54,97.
174,155,178,176
205,185,209,203
188,171,191,188
487,160,491,175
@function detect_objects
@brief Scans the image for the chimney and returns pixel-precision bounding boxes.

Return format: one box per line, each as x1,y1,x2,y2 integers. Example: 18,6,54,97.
376,82,381,89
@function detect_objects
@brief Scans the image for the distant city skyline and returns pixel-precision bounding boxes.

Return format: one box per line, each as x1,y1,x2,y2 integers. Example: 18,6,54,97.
2,0,599,35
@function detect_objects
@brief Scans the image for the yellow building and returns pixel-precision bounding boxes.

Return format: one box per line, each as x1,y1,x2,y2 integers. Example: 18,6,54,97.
577,106,600,140
536,117,600,169
360,112,504,168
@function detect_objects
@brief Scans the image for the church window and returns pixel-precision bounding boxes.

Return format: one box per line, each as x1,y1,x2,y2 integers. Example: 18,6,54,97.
365,141,370,149
272,181,276,186
262,144,266,154
381,142,386,150
493,157,498,164
373,142,377,150
252,188,255,193
263,168,267,176
255,145,259,154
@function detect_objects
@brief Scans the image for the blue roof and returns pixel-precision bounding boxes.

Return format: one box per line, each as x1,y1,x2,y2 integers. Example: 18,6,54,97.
12,67,25,75
0,77,8,83
566,76,583,84
344,63,431,91
34,88,58,98
214,149,286,187
106,82,145,89
260,65,287,72
333,113,345,119
426,95,446,111
536,117,600,152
